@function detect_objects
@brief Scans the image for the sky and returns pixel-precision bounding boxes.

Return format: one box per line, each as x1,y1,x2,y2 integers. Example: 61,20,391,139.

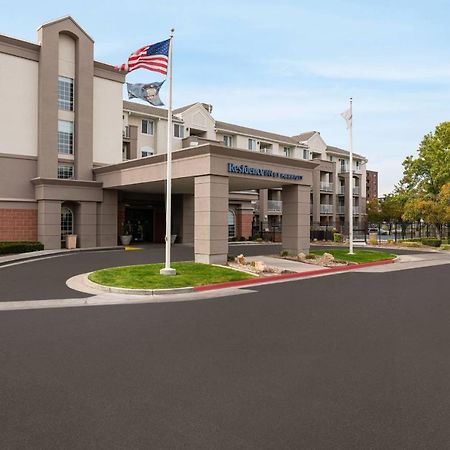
1,0,449,195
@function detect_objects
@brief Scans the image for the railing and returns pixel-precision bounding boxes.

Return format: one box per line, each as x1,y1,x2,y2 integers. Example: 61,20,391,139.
339,165,362,174
320,181,333,192
123,126,130,138
268,200,282,213
353,187,360,195
338,206,345,215
353,206,360,215
320,204,333,214
252,200,282,213
338,185,345,195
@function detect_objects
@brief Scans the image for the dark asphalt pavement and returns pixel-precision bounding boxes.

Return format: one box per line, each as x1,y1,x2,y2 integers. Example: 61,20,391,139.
1,263,450,449
0,243,432,302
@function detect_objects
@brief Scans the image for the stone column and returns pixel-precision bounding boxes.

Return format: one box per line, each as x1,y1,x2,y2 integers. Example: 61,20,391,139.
96,190,118,247
37,200,61,249
77,201,97,248
282,185,310,255
194,175,228,264
182,194,194,244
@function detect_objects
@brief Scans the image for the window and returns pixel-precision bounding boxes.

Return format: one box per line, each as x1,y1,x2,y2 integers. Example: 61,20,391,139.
57,164,74,179
223,135,233,147
141,147,154,157
248,138,257,151
328,155,334,162
141,119,154,135
227,209,236,239
58,76,74,111
174,123,184,138
283,146,292,157
58,120,74,155
303,149,309,160
61,207,74,238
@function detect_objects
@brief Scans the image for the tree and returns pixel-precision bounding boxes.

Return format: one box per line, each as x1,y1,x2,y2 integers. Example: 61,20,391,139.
367,199,382,225
401,122,450,196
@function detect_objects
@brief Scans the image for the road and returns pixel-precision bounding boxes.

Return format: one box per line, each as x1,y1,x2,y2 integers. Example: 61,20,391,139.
1,246,450,449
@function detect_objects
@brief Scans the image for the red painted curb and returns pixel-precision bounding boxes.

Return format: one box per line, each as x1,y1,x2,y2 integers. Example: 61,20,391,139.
194,258,395,292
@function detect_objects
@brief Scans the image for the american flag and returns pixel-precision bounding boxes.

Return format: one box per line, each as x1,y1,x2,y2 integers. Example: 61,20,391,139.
115,39,170,75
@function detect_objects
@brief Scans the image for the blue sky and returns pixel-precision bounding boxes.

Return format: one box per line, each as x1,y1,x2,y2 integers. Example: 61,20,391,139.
2,0,449,194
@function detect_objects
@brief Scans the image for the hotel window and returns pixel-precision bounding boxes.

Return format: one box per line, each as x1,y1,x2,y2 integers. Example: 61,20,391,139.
58,120,74,155
57,164,74,179
283,146,292,157
58,76,74,111
223,135,233,147
303,149,309,160
248,138,257,151
174,123,184,138
141,119,154,135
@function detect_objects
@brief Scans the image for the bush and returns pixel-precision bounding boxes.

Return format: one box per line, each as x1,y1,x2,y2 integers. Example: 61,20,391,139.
440,244,450,251
402,241,422,248
280,250,289,257
0,241,44,255
421,238,442,247
256,238,263,243
227,254,236,262
333,233,343,243
238,236,246,241
305,254,316,259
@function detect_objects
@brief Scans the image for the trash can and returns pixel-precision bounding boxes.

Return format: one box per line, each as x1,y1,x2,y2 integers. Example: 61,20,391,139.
66,234,77,249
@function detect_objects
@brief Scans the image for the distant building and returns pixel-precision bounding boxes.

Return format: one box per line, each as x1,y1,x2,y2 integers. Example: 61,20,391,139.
366,170,378,202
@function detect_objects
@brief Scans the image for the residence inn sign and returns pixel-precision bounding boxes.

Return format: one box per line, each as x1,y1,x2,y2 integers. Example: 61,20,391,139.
227,163,303,181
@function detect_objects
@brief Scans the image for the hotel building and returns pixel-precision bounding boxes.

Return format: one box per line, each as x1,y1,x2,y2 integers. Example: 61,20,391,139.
0,17,367,263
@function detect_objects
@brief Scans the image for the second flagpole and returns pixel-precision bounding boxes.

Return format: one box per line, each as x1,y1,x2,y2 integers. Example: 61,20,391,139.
160,29,176,276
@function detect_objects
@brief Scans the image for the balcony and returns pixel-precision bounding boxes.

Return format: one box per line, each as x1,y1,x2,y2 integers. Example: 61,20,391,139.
123,126,130,139
339,165,362,174
320,181,333,192
353,206,360,215
338,185,345,195
268,200,282,213
320,204,333,215
338,206,345,215
353,186,360,195
252,200,282,214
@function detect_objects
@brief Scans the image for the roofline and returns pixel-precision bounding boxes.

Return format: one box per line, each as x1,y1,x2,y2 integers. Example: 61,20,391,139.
37,16,95,43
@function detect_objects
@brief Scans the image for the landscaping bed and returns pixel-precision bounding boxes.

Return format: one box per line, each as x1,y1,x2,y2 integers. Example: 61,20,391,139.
0,241,44,255
88,262,255,289
309,249,396,264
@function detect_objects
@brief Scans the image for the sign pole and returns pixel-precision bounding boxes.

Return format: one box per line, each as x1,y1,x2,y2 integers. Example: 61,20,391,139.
160,29,176,276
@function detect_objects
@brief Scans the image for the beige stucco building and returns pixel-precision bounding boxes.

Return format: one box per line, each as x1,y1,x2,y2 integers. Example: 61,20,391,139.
0,17,367,263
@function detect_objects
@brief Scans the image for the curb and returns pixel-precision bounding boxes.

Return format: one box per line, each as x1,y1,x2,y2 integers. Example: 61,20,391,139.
0,246,124,267
194,258,396,292
85,274,194,296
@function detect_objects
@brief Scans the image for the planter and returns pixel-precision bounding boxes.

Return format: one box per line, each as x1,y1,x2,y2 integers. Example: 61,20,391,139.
120,235,132,245
66,234,77,249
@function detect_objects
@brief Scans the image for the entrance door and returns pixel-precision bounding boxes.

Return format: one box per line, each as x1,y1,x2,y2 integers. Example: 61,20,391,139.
124,208,154,242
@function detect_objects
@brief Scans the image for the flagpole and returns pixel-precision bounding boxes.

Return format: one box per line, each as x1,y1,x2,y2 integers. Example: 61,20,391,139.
160,29,176,276
348,97,354,255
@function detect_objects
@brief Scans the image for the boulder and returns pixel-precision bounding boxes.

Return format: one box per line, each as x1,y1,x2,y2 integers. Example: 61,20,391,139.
318,252,335,265
236,254,246,265
297,252,306,261
254,261,266,272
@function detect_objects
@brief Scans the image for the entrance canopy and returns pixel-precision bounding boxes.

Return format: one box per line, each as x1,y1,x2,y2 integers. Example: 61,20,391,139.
94,143,318,193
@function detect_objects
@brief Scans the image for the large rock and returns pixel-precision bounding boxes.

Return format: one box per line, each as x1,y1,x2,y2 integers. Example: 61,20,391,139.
318,252,335,265
236,254,246,265
254,261,266,272
297,252,306,261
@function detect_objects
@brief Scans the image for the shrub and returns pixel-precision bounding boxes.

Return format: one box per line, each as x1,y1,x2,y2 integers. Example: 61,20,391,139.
333,233,343,243
0,241,44,255
238,236,246,241
402,241,422,248
440,244,450,251
280,250,289,257
256,238,263,243
421,238,442,247
227,254,236,262
305,254,316,259
369,237,378,246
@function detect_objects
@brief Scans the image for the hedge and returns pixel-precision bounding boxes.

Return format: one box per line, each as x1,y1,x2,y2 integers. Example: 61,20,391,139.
402,238,442,247
0,241,44,255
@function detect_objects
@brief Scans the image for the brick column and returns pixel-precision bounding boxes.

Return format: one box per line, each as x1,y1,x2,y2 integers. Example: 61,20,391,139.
194,175,228,264
282,185,310,255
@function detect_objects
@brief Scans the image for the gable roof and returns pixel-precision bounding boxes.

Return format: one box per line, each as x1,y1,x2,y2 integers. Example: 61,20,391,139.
326,145,366,160
173,103,213,114
38,16,94,43
292,131,317,142
122,101,182,123
215,121,301,146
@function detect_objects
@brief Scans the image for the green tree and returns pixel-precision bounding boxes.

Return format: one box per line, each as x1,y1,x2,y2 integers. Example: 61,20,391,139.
401,122,450,196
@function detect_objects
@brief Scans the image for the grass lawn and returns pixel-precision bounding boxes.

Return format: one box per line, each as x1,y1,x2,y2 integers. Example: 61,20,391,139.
310,249,396,264
88,262,255,289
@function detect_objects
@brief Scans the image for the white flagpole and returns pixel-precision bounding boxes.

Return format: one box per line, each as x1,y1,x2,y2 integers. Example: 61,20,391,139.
348,97,354,255
160,29,176,276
